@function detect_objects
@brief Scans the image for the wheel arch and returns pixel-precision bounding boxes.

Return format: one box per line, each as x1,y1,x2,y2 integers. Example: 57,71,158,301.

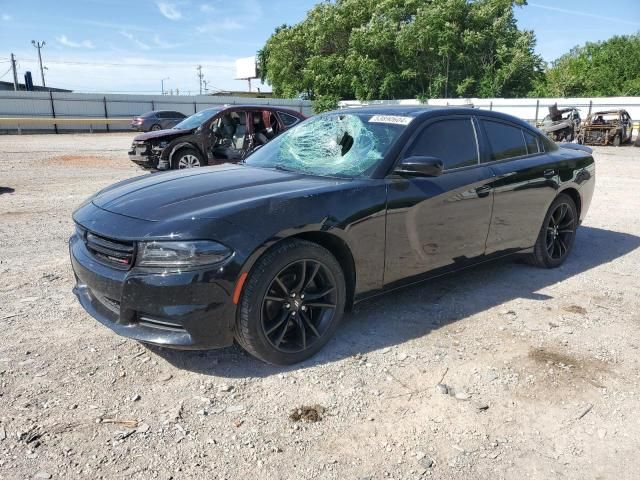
240,230,357,312
165,141,203,164
558,186,582,219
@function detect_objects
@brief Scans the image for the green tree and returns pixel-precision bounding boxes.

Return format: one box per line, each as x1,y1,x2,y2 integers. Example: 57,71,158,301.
258,0,542,101
534,34,640,97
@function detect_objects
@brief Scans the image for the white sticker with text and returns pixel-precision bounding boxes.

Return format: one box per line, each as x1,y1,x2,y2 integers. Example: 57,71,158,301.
369,115,413,125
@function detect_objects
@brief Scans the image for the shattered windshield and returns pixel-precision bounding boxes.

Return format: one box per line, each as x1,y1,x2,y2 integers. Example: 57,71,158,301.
245,113,410,178
174,108,221,130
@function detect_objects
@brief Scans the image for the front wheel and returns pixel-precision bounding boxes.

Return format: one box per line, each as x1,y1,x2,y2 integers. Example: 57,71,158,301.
527,194,578,268
613,135,621,147
236,239,346,365
172,148,204,169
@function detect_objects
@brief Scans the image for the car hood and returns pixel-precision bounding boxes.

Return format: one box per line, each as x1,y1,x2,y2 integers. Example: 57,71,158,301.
133,128,195,141
91,164,345,222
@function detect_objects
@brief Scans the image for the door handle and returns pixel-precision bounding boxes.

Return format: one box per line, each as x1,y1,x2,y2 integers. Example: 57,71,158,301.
543,169,556,178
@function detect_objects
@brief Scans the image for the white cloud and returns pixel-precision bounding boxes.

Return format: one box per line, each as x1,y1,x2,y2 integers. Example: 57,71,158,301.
18,54,241,94
528,3,640,27
56,35,95,49
1,13,11,21
157,2,182,21
119,31,151,50
200,3,215,14
197,18,244,33
153,34,181,49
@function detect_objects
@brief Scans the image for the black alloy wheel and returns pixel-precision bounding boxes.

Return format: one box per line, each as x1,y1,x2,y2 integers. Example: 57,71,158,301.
528,193,578,268
236,239,346,365
261,259,338,354
545,202,575,260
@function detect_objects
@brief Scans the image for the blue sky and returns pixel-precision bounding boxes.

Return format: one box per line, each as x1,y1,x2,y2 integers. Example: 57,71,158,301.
0,0,638,94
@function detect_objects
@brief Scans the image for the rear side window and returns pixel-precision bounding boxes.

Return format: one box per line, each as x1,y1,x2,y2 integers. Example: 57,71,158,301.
482,120,528,161
524,130,540,155
279,112,301,127
406,118,478,170
156,112,170,119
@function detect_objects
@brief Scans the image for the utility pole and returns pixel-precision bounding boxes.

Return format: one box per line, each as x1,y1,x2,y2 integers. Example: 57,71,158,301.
31,40,46,87
196,65,203,95
161,77,169,95
203,79,209,93
10,53,19,90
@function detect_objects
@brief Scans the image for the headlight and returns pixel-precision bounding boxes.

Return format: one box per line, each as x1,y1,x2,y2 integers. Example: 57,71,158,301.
137,241,233,268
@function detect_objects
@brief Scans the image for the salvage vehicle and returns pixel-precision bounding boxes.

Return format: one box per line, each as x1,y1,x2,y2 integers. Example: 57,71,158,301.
131,110,187,132
538,104,581,142
70,106,595,365
128,105,305,170
577,109,633,146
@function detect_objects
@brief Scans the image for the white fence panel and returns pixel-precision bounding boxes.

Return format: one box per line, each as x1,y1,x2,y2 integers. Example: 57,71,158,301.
0,91,313,133
340,96,640,125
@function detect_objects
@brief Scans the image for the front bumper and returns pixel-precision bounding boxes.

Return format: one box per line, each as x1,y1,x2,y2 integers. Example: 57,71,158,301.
128,144,169,170
69,233,236,350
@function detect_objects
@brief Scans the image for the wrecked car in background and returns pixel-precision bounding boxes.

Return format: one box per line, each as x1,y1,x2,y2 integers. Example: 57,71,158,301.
578,109,633,146
538,104,581,142
128,105,305,170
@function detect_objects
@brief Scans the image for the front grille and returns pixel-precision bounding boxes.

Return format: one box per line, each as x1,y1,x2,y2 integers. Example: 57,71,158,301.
85,231,135,270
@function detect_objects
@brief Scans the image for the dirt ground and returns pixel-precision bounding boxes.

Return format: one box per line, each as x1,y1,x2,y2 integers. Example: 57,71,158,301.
1,133,639,480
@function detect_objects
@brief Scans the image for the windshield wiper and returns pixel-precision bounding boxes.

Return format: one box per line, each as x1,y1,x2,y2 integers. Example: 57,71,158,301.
273,165,298,173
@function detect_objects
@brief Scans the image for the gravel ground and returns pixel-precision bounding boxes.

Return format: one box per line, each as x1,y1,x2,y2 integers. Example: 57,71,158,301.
1,133,640,480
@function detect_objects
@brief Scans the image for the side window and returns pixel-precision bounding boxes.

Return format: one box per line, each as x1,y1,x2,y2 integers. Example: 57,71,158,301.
482,120,528,161
279,112,301,127
156,112,170,119
406,118,478,170
523,130,540,155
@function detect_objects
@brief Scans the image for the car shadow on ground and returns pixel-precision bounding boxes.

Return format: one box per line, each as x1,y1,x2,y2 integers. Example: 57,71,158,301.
0,187,15,195
149,226,640,378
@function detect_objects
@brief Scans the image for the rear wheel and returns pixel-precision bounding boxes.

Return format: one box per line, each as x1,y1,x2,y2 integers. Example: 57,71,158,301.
236,239,346,365
150,124,162,131
172,148,204,169
527,194,578,268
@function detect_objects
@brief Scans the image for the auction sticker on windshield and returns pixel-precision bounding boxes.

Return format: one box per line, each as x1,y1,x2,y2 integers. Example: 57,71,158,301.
369,115,413,125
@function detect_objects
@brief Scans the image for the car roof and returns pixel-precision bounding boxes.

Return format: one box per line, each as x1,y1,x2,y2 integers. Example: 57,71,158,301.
213,104,304,113
592,110,625,115
331,105,536,130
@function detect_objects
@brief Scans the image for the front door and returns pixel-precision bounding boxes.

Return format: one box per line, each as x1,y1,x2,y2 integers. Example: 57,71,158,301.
207,111,249,163
384,116,495,286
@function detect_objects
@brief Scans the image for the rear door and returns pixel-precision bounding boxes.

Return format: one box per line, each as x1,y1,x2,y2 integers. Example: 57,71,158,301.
480,118,558,254
384,115,495,285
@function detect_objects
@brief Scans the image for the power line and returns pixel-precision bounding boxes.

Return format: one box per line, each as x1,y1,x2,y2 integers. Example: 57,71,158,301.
15,57,233,69
0,65,13,79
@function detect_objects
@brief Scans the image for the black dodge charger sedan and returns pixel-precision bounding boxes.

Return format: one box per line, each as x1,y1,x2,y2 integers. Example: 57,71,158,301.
70,106,595,365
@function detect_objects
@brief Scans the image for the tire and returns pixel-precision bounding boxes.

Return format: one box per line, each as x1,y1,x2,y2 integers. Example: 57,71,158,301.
150,124,162,131
613,135,621,147
171,148,205,170
236,239,346,365
527,193,578,268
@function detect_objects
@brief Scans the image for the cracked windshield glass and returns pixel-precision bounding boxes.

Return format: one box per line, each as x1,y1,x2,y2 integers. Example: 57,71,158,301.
245,113,411,177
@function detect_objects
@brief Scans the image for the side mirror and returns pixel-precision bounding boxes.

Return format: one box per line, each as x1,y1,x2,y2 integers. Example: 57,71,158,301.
395,156,444,177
